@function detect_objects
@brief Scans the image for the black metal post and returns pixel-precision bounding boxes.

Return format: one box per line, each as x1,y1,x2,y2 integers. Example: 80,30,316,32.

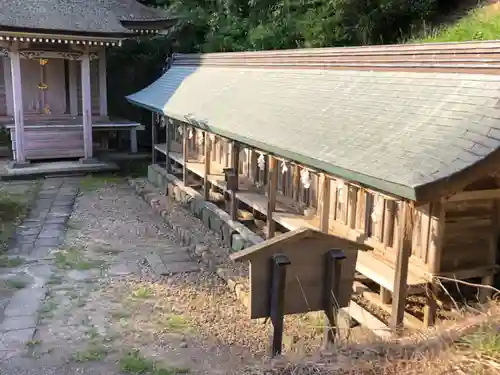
323,249,346,349
269,253,290,357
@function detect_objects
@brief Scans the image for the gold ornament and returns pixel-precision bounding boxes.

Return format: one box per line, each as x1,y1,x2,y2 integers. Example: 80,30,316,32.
39,58,48,66
37,82,48,90
42,105,51,115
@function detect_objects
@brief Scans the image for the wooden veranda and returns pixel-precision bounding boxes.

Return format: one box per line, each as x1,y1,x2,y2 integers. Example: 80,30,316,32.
127,41,500,333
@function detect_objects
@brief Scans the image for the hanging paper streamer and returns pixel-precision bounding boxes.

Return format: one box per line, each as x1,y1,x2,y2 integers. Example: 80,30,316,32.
336,181,344,203
281,161,288,175
371,196,383,223
257,153,265,171
209,133,215,142
196,131,204,145
177,126,183,136
300,169,311,189
188,127,194,140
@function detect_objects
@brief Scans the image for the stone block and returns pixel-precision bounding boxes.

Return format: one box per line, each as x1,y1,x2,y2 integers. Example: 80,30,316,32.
0,316,37,332
209,215,222,233
4,287,46,317
231,234,246,252
1,329,35,345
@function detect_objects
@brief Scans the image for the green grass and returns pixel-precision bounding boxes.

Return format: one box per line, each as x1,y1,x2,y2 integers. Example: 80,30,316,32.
119,350,188,375
0,256,24,268
72,345,108,362
3,277,28,290
160,314,191,332
0,192,30,251
415,4,500,43
25,340,41,348
79,175,123,192
130,286,154,299
54,248,103,270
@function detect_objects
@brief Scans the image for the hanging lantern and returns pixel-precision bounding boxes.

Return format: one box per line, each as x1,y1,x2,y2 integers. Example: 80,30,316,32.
177,126,183,136
281,161,288,175
159,116,166,128
209,133,215,142
300,169,311,189
39,58,48,66
188,127,194,140
196,131,204,146
257,153,265,171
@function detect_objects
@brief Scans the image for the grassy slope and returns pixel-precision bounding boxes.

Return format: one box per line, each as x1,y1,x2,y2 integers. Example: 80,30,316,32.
416,2,500,42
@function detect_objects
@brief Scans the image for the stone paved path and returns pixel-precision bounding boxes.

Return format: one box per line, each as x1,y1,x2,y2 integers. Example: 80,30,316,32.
0,178,79,357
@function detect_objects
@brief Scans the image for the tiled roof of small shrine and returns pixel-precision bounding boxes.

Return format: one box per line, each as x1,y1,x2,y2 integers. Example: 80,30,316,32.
127,41,500,201
0,0,173,35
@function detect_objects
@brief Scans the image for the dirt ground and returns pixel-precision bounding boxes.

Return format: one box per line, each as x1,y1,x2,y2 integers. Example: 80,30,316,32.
1,176,378,375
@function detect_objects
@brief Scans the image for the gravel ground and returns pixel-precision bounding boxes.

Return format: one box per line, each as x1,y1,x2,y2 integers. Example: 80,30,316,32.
0,176,379,375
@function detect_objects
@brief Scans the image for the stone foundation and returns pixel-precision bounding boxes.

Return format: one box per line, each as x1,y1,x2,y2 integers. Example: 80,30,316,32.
147,164,263,253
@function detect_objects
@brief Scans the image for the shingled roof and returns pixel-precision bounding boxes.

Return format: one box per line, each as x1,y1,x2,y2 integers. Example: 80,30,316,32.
126,41,500,201
0,0,173,35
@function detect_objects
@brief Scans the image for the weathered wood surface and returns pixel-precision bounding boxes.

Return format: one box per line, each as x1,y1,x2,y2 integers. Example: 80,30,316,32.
232,228,368,319
441,199,495,273
11,127,84,160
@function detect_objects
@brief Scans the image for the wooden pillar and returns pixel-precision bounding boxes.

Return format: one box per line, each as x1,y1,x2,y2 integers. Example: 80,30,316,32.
130,129,138,153
292,164,300,201
151,113,156,164
98,49,108,117
390,202,411,332
267,155,278,239
68,59,78,116
423,199,445,327
203,132,211,200
81,53,93,160
480,199,498,303
3,57,13,116
182,124,188,185
318,173,331,233
9,48,25,163
230,141,240,220
165,117,171,173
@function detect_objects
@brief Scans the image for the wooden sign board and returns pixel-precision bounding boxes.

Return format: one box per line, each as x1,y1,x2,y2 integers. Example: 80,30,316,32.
231,228,372,319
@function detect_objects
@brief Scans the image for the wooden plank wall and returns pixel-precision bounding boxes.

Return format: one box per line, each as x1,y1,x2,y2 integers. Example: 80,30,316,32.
441,199,495,273
0,58,6,116
11,127,85,160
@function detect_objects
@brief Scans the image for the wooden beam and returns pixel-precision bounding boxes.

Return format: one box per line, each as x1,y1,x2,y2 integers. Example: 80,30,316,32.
182,124,188,185
230,141,240,220
98,48,108,116
318,173,331,233
292,164,300,201
480,200,499,303
165,117,171,173
203,132,211,200
9,47,25,163
448,189,500,202
3,56,13,116
423,199,446,327
151,113,157,164
68,59,78,116
267,155,278,239
80,52,93,160
390,202,411,332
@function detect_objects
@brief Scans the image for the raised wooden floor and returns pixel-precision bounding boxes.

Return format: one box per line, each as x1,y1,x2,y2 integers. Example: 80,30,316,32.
157,147,431,295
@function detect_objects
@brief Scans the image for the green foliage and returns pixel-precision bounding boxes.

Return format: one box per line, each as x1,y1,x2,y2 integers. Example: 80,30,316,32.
107,0,471,133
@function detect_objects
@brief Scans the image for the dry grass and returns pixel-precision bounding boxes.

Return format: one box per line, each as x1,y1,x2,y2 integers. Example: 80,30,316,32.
236,292,500,375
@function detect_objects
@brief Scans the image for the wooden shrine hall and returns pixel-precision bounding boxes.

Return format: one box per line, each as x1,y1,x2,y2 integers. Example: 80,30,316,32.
128,41,500,332
0,0,174,167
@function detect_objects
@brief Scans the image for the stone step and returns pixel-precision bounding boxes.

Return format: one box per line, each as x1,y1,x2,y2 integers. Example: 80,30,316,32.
146,249,200,276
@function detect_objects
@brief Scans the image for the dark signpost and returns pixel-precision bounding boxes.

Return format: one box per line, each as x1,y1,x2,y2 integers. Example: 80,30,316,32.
231,227,372,356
